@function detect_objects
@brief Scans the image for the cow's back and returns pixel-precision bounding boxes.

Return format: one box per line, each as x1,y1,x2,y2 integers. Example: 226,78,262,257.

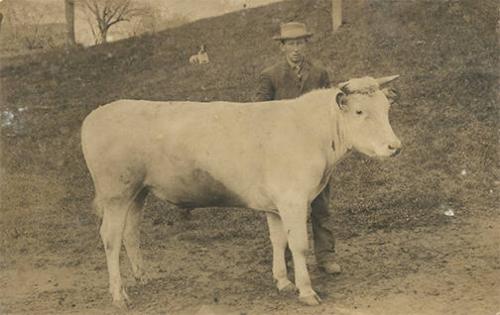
82,98,321,159
81,100,275,209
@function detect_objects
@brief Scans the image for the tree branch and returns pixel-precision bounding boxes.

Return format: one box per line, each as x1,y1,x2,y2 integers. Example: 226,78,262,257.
76,0,148,44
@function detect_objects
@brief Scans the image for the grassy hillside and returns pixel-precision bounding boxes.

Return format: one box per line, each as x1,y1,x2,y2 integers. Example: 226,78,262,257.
0,0,497,252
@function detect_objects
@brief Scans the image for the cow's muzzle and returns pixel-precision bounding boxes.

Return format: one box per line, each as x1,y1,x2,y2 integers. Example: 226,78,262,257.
388,141,402,157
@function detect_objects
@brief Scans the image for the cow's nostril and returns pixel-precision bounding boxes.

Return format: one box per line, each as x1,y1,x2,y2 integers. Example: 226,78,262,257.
391,148,402,157
388,142,401,151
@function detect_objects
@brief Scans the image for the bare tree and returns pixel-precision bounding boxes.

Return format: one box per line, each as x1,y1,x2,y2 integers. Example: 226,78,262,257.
77,0,147,44
3,5,46,50
129,3,157,37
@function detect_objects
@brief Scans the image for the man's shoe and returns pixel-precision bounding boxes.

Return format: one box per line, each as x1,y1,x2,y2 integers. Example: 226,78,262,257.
318,261,342,274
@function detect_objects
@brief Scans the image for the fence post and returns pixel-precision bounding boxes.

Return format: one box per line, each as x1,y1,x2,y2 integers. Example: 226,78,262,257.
65,0,76,46
332,0,342,31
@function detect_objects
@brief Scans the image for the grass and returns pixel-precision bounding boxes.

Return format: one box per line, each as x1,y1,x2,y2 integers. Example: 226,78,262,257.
0,23,67,58
0,0,498,259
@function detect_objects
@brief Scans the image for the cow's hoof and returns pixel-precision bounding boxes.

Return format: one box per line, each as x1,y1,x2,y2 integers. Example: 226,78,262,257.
135,271,151,285
299,292,322,306
277,280,296,294
112,298,129,310
112,288,130,309
122,287,131,302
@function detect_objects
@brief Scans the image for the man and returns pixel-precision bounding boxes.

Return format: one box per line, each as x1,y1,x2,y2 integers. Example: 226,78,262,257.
254,22,341,274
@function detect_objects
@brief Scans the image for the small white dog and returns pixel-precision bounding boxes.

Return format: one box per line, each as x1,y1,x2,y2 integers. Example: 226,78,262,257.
189,45,209,64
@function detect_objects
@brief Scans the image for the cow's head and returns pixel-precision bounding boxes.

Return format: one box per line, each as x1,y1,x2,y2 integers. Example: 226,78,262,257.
335,75,402,157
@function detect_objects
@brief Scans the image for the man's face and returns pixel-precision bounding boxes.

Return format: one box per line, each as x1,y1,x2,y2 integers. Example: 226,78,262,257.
280,38,307,64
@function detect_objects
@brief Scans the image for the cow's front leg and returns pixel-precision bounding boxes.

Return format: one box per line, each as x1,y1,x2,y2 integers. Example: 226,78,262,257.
100,202,130,308
266,212,295,292
278,201,321,306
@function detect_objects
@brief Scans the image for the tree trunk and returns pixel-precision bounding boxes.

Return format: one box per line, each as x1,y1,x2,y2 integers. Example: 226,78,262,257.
0,13,3,34
65,0,76,46
100,27,108,44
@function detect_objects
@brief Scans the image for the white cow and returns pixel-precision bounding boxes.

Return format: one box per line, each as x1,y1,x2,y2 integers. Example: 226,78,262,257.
189,44,209,64
81,75,401,308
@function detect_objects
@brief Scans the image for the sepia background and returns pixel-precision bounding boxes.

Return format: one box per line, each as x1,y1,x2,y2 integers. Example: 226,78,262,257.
0,0,498,314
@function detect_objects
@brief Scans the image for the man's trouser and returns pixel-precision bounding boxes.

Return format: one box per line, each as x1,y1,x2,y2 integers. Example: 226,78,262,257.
310,183,336,264
285,183,336,265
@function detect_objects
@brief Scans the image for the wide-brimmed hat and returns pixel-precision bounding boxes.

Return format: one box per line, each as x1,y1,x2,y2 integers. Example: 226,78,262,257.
273,22,314,41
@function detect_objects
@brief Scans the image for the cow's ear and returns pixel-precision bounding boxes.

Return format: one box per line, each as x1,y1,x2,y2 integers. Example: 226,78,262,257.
336,91,348,110
382,88,398,105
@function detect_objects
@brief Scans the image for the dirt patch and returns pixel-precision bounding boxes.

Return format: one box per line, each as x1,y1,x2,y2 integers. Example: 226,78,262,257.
1,210,498,314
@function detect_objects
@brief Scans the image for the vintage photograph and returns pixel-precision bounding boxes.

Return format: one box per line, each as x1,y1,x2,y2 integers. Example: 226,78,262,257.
0,0,498,314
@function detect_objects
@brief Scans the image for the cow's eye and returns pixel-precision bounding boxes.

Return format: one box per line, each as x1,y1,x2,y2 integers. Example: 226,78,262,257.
356,110,363,115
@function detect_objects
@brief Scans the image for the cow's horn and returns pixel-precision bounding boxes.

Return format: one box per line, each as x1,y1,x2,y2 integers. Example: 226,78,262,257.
376,75,400,86
337,81,349,90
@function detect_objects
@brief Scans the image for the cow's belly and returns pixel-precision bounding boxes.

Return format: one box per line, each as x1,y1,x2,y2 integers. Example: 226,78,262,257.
146,168,248,209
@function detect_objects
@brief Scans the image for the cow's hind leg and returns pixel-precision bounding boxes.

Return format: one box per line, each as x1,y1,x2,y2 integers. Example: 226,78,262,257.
266,212,295,293
278,201,321,306
99,198,131,308
123,187,150,284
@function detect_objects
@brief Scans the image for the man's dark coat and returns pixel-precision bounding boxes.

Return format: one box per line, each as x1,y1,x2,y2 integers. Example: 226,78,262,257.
254,59,331,101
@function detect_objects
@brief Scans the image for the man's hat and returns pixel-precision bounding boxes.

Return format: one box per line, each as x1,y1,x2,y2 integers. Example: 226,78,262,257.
273,22,314,41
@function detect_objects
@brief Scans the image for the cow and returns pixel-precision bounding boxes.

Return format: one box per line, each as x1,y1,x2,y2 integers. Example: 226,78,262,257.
189,44,209,64
81,75,402,308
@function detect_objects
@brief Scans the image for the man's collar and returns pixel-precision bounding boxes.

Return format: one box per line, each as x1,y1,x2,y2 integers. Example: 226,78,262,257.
286,56,305,71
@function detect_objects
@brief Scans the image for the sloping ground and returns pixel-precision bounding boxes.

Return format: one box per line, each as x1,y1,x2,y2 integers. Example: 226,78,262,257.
1,0,497,231
0,0,498,313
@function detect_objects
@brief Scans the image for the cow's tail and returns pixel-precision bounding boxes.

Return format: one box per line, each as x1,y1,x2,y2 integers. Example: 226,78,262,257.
81,112,104,219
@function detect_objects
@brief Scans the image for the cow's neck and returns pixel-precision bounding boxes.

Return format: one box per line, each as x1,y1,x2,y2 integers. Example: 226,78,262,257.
297,89,351,162
328,106,351,163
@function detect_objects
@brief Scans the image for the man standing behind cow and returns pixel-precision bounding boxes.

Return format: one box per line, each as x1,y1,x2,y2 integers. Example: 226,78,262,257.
254,22,341,274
